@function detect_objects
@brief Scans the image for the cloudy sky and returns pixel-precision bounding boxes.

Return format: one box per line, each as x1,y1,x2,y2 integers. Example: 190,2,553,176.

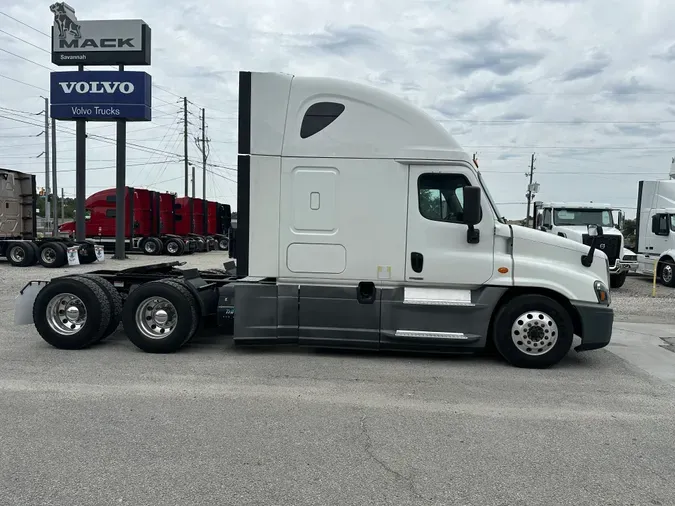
1,0,675,218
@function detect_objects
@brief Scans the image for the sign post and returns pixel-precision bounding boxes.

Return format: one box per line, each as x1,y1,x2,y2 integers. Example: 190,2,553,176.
49,2,151,259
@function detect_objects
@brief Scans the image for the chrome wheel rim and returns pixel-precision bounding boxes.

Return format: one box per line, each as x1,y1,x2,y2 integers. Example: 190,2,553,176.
511,310,558,356
135,297,178,340
10,246,25,263
145,242,157,253
41,247,56,264
46,293,87,335
219,240,228,249
167,242,179,254
663,265,673,284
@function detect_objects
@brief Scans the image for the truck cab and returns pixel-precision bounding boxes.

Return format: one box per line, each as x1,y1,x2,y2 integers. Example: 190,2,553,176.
635,179,675,286
533,201,637,288
17,70,615,369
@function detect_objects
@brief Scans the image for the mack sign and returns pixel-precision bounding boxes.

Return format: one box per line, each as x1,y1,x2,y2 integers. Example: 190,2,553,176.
50,2,151,66
50,71,152,121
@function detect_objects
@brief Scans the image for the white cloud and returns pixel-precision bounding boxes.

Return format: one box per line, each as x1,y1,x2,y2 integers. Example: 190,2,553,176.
1,0,675,218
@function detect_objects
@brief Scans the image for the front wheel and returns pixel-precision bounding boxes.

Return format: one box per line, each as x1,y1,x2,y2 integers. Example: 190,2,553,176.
610,272,627,289
492,294,574,369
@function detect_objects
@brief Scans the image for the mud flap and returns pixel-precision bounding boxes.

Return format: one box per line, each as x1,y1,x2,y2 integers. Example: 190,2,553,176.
14,281,48,325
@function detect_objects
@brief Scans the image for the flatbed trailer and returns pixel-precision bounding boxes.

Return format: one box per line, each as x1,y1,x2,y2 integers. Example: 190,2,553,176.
14,70,614,369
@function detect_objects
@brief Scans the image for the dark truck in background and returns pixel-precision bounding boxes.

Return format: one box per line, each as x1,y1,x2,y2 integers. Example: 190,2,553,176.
0,167,98,267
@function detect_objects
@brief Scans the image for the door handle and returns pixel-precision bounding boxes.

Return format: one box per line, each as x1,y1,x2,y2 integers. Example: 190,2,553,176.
411,252,423,273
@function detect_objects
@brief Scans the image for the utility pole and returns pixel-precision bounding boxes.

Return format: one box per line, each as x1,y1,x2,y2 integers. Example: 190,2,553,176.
51,118,58,235
525,153,536,225
61,188,65,221
183,97,189,196
191,164,196,198
43,97,51,234
201,108,208,234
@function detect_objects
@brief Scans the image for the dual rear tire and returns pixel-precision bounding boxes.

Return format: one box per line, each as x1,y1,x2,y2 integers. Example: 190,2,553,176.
33,275,199,354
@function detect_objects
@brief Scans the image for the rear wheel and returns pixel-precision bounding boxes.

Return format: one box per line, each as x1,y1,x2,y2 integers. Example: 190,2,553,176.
77,242,98,264
217,237,229,250
38,242,68,268
122,279,199,353
164,237,184,256
492,294,574,369
72,274,123,341
141,237,161,255
32,276,111,349
7,242,36,267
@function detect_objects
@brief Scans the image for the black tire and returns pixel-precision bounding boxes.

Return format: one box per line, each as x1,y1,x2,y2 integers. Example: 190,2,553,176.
195,237,206,252
27,242,40,265
164,238,184,256
492,294,574,369
6,242,36,267
140,238,156,255
217,237,229,250
77,242,98,264
659,257,675,287
610,272,627,289
32,276,111,349
122,278,199,353
38,242,68,268
72,274,123,341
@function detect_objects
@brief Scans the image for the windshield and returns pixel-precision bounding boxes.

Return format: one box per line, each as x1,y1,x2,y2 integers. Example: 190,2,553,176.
553,208,613,227
477,171,506,224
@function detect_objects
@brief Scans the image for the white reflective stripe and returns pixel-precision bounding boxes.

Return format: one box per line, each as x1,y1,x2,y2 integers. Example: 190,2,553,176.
404,287,472,306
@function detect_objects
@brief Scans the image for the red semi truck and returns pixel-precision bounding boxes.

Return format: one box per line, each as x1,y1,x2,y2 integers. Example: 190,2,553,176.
58,186,231,255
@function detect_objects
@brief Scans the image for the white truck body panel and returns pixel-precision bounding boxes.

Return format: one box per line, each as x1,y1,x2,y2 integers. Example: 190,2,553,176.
635,179,675,282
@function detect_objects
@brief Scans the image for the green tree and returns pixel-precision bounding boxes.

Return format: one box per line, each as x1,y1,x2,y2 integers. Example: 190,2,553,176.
621,218,636,249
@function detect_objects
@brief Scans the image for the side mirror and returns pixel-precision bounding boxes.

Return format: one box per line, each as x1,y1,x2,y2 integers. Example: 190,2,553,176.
462,186,481,226
587,224,603,237
617,210,625,230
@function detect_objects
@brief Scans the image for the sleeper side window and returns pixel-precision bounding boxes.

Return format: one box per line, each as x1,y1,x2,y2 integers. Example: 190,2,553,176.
418,173,479,224
300,102,345,139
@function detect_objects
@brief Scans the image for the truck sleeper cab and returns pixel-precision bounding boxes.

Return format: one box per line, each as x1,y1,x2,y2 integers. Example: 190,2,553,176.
533,202,637,288
15,71,614,369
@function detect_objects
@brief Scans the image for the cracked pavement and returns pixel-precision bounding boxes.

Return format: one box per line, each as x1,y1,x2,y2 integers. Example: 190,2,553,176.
1,256,675,506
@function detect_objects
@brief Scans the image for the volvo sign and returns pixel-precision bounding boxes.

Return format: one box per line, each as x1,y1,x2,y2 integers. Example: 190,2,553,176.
50,3,151,66
50,70,152,121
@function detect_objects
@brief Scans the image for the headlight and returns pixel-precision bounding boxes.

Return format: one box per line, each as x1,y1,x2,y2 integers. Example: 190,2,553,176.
623,254,637,262
594,280,611,306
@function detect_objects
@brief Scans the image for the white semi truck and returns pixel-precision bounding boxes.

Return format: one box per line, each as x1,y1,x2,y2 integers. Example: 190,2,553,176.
533,201,637,288
635,177,675,286
14,70,614,369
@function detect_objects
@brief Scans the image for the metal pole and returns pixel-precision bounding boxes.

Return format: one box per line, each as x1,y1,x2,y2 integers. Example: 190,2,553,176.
191,165,196,198
75,64,86,242
201,108,207,234
114,64,127,260
44,97,51,234
184,97,189,196
525,153,535,224
51,118,58,235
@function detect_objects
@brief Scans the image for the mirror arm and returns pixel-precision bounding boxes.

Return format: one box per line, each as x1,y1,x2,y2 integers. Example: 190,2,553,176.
581,237,596,267
467,224,480,244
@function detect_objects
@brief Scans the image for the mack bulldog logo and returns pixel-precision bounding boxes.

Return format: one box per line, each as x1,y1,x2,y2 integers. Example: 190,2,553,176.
50,2,81,41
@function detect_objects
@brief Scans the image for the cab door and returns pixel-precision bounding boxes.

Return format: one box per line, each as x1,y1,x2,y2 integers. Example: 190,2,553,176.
404,165,495,286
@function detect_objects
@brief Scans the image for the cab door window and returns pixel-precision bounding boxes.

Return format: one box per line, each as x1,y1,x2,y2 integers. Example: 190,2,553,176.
417,173,475,224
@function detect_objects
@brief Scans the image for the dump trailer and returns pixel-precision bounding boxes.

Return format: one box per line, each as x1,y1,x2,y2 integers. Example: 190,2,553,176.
0,168,97,267
532,201,637,288
58,187,198,256
15,70,614,369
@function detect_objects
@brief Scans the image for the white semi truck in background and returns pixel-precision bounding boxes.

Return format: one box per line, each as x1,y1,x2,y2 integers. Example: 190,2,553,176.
533,201,637,288
14,70,614,369
635,165,675,286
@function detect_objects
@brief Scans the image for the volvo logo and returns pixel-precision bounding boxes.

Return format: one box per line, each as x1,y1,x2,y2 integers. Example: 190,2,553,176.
599,243,605,250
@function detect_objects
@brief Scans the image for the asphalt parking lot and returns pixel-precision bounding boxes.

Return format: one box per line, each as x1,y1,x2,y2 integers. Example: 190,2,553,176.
1,254,674,506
